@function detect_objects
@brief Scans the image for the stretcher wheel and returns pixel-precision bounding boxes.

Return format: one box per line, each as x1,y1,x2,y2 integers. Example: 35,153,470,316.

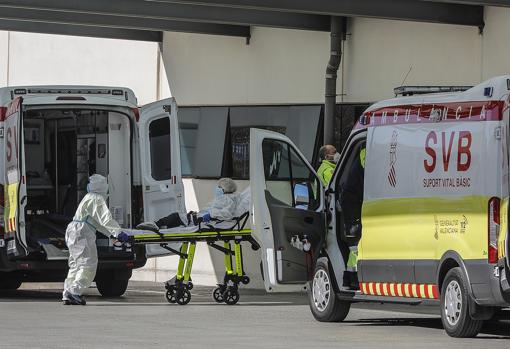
165,286,177,304
176,289,191,305
187,282,194,290
241,276,250,285
213,287,225,303
223,288,240,305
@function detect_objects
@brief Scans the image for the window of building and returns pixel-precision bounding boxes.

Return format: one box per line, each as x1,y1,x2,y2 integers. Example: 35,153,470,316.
177,107,229,178
226,105,322,180
335,104,370,151
175,103,365,180
179,122,198,177
231,125,286,179
149,117,171,180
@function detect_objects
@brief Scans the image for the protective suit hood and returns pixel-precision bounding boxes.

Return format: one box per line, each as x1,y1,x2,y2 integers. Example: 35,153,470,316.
87,174,109,198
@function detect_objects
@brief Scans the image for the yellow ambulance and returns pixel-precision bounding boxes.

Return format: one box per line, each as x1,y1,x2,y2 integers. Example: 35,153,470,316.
250,75,510,338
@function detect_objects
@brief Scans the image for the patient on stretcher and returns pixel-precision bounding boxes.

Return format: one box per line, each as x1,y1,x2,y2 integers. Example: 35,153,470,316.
138,178,250,232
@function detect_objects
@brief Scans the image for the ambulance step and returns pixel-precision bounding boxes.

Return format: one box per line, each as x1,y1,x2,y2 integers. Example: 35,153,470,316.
42,244,69,260
336,290,424,305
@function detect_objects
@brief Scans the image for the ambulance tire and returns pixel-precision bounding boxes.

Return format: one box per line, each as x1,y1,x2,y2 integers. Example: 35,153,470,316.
96,278,129,298
308,260,350,322
440,267,483,338
0,275,22,290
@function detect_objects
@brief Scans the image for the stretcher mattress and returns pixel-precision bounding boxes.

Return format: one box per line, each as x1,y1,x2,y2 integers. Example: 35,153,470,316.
125,215,252,243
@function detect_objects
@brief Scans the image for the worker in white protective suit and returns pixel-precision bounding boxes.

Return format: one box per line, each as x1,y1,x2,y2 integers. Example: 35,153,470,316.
153,178,244,229
62,174,122,305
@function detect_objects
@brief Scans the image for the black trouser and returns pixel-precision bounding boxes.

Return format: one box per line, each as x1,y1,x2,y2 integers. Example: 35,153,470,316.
155,212,185,229
340,191,362,245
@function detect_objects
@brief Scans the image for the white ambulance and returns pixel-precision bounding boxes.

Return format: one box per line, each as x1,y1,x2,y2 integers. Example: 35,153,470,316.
0,86,184,296
250,76,510,337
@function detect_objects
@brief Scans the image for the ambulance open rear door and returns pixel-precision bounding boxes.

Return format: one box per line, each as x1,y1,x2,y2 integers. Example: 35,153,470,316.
250,128,326,292
3,97,29,259
138,98,184,257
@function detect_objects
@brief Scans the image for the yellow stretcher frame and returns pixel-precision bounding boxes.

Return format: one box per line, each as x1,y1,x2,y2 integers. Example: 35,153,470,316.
129,213,259,305
129,228,253,243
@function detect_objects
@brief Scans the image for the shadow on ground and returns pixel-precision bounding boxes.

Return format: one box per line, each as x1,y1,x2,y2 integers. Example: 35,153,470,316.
0,284,310,307
346,315,510,339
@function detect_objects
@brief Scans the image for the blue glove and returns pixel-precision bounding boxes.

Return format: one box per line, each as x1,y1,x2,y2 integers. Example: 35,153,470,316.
201,212,211,223
117,232,129,243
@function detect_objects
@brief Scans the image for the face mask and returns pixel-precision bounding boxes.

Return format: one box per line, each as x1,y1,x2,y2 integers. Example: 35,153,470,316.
214,186,224,198
333,152,341,163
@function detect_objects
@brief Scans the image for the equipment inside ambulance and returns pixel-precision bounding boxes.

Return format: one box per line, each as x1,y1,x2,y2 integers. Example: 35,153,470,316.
250,76,510,338
0,86,184,297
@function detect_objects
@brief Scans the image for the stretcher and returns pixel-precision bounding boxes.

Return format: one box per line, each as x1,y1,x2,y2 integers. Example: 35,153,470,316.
126,212,259,305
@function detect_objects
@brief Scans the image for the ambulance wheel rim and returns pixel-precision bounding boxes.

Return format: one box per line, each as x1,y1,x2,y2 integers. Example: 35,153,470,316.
312,269,330,312
444,280,462,326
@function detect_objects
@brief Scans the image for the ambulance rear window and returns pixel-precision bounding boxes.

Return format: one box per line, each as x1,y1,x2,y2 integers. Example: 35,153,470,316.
149,117,171,181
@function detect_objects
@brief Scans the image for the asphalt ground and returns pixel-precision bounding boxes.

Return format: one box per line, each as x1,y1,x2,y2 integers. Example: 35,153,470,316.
0,282,508,348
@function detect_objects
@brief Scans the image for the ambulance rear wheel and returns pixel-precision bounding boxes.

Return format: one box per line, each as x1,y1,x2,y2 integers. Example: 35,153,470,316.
0,273,22,290
96,277,129,297
308,259,350,322
440,267,483,338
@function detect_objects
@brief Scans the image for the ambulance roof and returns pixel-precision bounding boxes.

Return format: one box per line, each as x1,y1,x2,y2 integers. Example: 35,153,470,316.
365,75,510,114
356,75,510,129
0,85,138,108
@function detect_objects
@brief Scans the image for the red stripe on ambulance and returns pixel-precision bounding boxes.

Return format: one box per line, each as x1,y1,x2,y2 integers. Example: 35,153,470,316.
355,100,505,129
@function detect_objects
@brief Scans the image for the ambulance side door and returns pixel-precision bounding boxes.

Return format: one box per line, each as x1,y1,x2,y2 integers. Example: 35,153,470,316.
250,128,326,292
3,97,28,258
138,98,184,257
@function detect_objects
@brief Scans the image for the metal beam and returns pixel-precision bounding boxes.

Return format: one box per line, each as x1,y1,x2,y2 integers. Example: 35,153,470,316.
0,7,251,38
420,0,510,7
0,0,330,32
0,18,162,41
149,0,484,26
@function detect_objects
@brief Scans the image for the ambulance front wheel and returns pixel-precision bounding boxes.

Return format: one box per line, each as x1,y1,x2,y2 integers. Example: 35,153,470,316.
308,259,350,322
440,267,483,338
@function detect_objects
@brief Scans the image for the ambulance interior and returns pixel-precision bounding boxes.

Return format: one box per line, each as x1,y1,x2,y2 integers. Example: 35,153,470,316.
22,108,131,258
335,139,366,288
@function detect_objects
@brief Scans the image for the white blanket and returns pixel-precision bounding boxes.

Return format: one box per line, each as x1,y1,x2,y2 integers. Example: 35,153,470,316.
124,218,246,236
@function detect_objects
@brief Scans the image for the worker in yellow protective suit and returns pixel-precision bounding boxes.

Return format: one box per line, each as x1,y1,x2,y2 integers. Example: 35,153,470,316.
317,145,340,186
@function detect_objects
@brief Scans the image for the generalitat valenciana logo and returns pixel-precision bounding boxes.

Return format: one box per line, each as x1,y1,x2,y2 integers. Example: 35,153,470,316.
388,130,398,187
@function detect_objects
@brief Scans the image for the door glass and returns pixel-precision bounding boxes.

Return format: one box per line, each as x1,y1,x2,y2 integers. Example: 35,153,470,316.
231,125,286,179
149,117,171,180
262,139,320,210
290,147,320,210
